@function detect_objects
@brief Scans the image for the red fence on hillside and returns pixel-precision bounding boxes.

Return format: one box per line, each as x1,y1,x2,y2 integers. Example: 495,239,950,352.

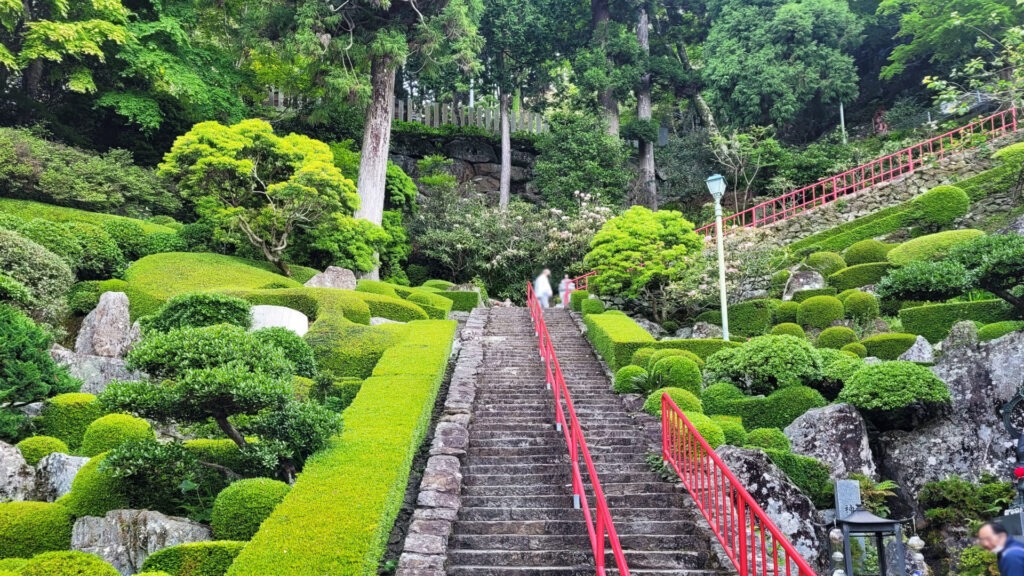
695,107,1020,236
662,394,817,576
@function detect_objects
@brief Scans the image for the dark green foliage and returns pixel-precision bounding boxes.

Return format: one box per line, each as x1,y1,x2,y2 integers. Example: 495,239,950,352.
702,383,827,430
17,551,119,576
240,401,341,472
770,270,791,298
744,428,790,451
919,474,1014,527
630,348,658,370
887,230,985,266
844,291,880,322
899,301,1015,343
0,502,72,559
38,393,102,450
58,454,129,518
805,252,847,277
844,240,893,265
613,365,648,394
0,274,30,307
677,412,726,449
958,546,999,576
305,318,409,378
711,416,747,446
0,229,74,323
763,450,834,509
251,328,317,379
728,298,780,336
829,263,894,291
80,414,154,457
705,335,823,395
16,436,68,465
650,357,702,397
126,324,293,380
817,326,857,349
66,222,127,280
438,290,481,312
144,233,188,255
533,111,630,208
0,216,83,268
797,296,844,329
791,288,839,303
319,378,363,413
910,185,970,230
770,323,806,338
775,301,800,324
102,219,149,260
647,349,704,370
211,478,290,541
816,356,865,400
144,293,253,333
570,290,590,312
790,205,912,254
644,387,702,416
842,342,867,358
978,321,1024,342
839,361,951,430
859,333,918,360
141,541,245,576
581,299,605,315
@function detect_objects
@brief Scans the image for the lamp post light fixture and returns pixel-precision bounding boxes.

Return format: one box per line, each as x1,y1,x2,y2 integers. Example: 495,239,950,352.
705,173,729,341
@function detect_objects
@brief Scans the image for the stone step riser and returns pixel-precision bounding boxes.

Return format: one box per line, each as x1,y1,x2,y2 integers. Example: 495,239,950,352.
451,533,702,551
453,519,697,537
459,507,689,523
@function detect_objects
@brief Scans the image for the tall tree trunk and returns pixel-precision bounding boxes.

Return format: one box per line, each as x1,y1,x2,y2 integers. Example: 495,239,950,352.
675,42,729,159
499,90,512,210
636,8,657,209
592,0,619,136
23,59,42,100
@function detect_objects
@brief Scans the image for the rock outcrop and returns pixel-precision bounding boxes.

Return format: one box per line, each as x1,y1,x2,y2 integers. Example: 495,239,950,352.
34,452,89,502
690,322,724,340
249,305,309,336
0,440,35,501
785,403,876,480
898,336,935,364
71,509,212,576
51,344,143,395
303,266,357,290
75,292,138,358
782,271,825,301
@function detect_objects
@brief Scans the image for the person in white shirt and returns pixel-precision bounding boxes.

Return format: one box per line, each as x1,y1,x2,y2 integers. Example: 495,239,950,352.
534,269,553,308
557,274,574,308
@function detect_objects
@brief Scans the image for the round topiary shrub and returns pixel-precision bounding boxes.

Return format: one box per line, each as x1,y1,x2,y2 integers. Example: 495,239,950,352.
647,349,704,370
978,321,1024,342
911,185,970,229
844,291,880,322
79,414,154,457
581,298,605,315
5,218,84,267
817,326,858,350
744,428,791,451
251,327,317,378
838,361,951,431
101,219,149,260
710,416,747,446
644,387,702,416
816,356,865,400
0,501,72,559
841,342,867,358
143,233,187,256
836,289,859,302
613,365,648,394
844,239,894,266
860,333,918,360
679,412,726,449
144,293,253,333
650,357,702,396
140,541,246,575
135,572,173,576
18,551,119,576
797,296,844,329
210,478,291,541
770,323,806,338
0,229,74,323
16,436,69,465
58,454,128,518
630,347,658,370
37,393,102,450
66,222,126,281
775,301,800,324
805,251,847,277
886,229,986,266
704,335,823,395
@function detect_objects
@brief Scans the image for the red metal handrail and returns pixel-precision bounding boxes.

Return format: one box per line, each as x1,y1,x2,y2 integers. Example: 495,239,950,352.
571,271,597,292
661,394,817,576
526,281,631,576
695,107,1020,236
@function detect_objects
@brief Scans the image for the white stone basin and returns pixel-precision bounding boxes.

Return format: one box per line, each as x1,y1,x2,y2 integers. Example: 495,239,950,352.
250,305,309,336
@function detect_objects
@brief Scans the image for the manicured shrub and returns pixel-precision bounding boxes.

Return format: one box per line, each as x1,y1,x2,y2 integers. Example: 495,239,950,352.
978,321,1024,342
728,298,780,336
0,559,25,571
124,253,302,307
141,541,246,576
860,333,918,360
406,291,453,319
828,262,894,291
844,239,893,266
102,219,149,260
839,361,951,431
613,365,648,394
438,290,481,312
805,252,847,277
252,327,317,378
647,349,704,370
126,324,294,380
797,296,844,329
841,342,867,358
0,501,72,558
355,279,398,298
306,317,409,378
770,323,806,338
67,222,126,280
79,414,154,457
764,449,834,509
711,415,747,446
654,339,739,360
836,288,859,302
0,217,83,267
704,335,823,395
570,290,590,312
677,412,725,449
958,546,998,576
183,439,247,474
650,357,702,397
581,298,606,315
791,204,913,254
899,300,1015,343
844,291,880,322
144,293,253,333
18,551,119,576
144,232,188,255
352,292,429,322
911,185,970,229
817,326,858,349
791,288,839,303
37,393,102,450
887,229,985,267
58,453,128,517
644,387,702,416
744,428,790,451
702,383,827,430
775,301,800,324
695,309,722,325
421,279,456,290
320,378,363,412
16,436,69,465
583,313,656,371
630,347,658,370
0,273,31,307
0,229,73,322
816,356,865,400
211,478,291,541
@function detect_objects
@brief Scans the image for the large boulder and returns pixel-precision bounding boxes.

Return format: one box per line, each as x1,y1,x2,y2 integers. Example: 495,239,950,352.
875,331,1024,515
71,509,212,576
716,446,824,567
898,336,935,364
0,440,35,501
75,292,138,358
51,344,144,395
690,322,723,340
782,270,826,301
784,403,876,480
249,305,309,337
34,452,90,502
303,266,357,290
631,316,666,339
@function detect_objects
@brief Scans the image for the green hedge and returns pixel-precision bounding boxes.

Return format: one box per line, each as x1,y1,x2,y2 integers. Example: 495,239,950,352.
16,436,68,465
352,292,429,322
570,290,590,312
790,205,912,253
57,454,128,518
0,502,72,559
770,323,806,338
702,383,827,430
421,279,456,290
775,301,800,324
804,252,847,277
614,365,648,394
18,551,119,576
653,339,740,360
910,185,970,229
226,288,372,326
581,299,606,315
212,478,291,541
817,326,858,350
764,449,834,509
711,415,747,446
886,229,985,266
583,313,657,371
828,263,893,291
843,239,893,265
79,414,154,457
744,428,790,451
979,321,1024,342
797,296,844,329
142,541,246,576
900,299,1016,343
183,439,247,473
304,316,410,378
791,288,838,303
859,333,918,360
37,393,102,450
354,279,399,298
406,291,453,319
643,387,702,415
439,290,481,312
227,320,456,576
729,299,780,336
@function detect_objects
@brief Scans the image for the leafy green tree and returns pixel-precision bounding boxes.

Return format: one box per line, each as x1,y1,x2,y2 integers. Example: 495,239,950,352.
534,111,630,209
927,24,1024,111
584,206,702,320
159,119,359,276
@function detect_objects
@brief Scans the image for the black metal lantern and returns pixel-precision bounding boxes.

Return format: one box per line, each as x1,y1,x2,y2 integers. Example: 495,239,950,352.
838,506,907,576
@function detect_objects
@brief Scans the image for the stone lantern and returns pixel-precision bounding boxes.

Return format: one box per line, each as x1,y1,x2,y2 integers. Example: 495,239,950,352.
838,506,907,576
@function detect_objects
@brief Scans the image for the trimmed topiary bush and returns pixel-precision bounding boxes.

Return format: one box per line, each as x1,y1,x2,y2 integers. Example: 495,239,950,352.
0,229,74,323
144,293,253,333
744,428,790,451
828,262,894,291
817,326,858,350
764,450,834,509
644,388,702,416
650,357,702,397
66,222,126,281
704,335,823,395
678,412,725,449
711,415,747,446
251,327,317,379
887,229,986,267
0,559,26,571
141,541,246,576
570,290,590,312
860,333,918,360
911,185,970,229
211,478,291,541
18,551,119,576
613,365,648,394
581,298,605,315
805,252,847,277
844,291,880,322
79,414,154,457
775,301,800,324
0,501,72,559
791,288,839,303
770,323,806,338
978,321,1024,342
630,347,658,370
354,279,398,298
841,342,867,358
815,356,865,400
57,453,128,518
844,239,893,266
183,439,247,473
647,349,704,370
16,436,69,465
702,383,827,430
421,279,456,290
728,298,781,336
405,291,453,320
899,300,1015,343
839,361,951,431
797,296,844,329
37,393,102,450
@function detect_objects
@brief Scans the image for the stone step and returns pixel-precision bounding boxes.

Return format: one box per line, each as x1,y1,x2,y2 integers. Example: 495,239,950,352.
462,463,651,476
447,567,724,576
462,492,687,509
451,533,702,551
464,471,657,487
458,507,688,523
447,549,707,571
461,481,677,499
469,436,645,449
454,519,698,537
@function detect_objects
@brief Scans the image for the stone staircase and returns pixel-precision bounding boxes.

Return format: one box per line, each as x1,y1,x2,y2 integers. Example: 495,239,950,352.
446,307,727,576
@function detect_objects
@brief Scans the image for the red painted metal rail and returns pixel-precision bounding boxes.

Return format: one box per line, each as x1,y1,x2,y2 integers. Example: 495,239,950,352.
526,281,631,576
695,107,1020,236
572,271,597,292
661,394,816,576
